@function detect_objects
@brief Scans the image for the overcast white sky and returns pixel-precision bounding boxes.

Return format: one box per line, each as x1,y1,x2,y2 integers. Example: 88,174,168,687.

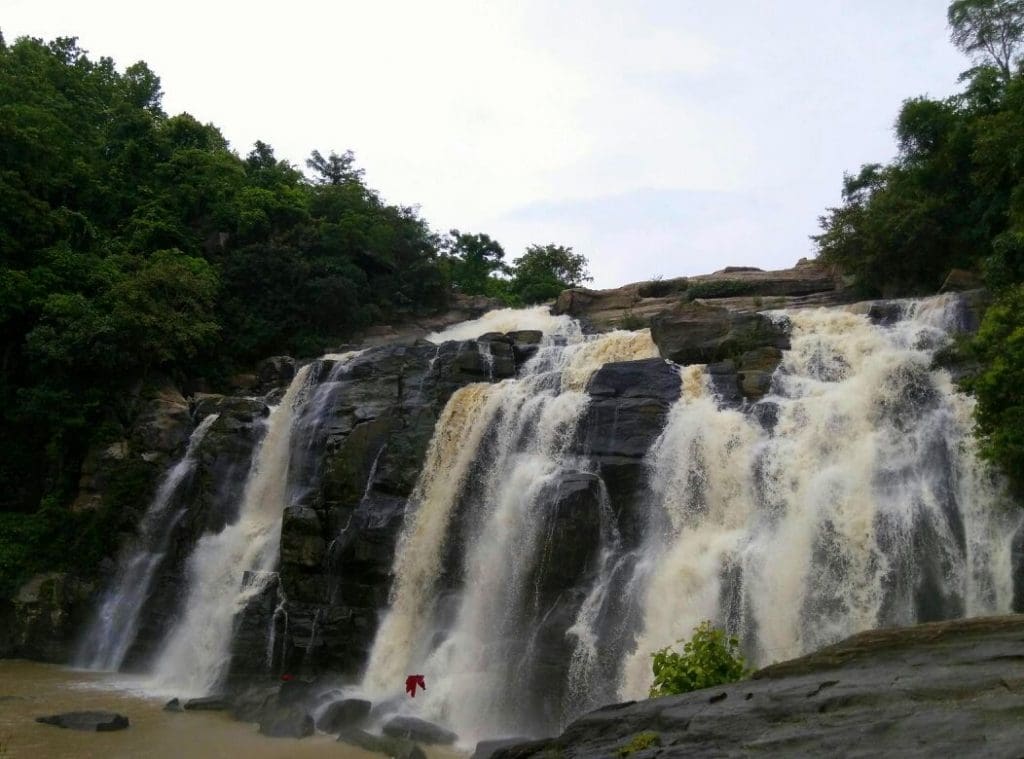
5,1,966,287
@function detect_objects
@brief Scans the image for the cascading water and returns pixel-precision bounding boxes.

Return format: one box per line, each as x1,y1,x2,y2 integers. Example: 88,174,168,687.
148,350,363,696
619,295,1022,698
362,323,660,740
76,413,220,671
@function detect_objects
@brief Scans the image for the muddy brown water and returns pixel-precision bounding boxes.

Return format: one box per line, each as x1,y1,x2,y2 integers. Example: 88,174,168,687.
0,660,465,758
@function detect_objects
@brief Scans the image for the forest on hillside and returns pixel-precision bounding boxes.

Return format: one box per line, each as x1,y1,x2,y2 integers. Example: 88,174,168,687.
0,33,590,594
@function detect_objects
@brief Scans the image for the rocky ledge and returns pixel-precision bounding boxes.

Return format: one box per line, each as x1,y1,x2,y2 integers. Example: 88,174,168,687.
553,260,849,333
496,614,1024,758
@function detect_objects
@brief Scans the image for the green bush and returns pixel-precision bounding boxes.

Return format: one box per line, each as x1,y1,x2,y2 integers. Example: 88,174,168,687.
683,280,759,300
649,620,747,697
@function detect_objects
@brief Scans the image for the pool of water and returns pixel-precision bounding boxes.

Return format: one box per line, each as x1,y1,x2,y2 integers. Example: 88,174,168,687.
0,660,461,758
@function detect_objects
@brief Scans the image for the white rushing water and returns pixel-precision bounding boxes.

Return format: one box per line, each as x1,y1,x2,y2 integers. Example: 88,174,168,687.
148,365,313,695
362,321,660,741
619,295,1022,697
76,413,220,671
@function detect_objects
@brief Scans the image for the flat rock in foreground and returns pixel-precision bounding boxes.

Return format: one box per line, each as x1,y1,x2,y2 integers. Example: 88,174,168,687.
36,711,130,731
496,615,1024,758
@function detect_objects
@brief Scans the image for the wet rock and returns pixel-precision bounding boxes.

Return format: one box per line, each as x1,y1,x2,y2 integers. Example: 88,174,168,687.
508,330,543,364
382,715,458,745
183,696,228,711
131,383,192,456
649,302,789,366
473,737,534,759
492,615,1024,759
338,727,426,759
191,394,268,423
36,711,129,731
258,706,314,738
940,268,981,292
228,684,278,722
256,356,296,391
866,300,903,326
163,698,183,712
280,506,326,568
316,698,372,732
11,572,92,662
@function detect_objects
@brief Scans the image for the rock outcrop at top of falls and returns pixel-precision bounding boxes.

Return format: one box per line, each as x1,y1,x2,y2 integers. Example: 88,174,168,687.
553,260,849,332
493,614,1024,759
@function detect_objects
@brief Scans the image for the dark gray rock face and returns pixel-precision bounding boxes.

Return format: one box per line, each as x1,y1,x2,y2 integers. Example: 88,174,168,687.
230,337,528,681
163,698,183,712
183,695,228,711
473,737,533,759
316,698,372,732
493,615,1024,758
338,727,427,759
36,711,130,731
649,302,790,367
382,715,458,745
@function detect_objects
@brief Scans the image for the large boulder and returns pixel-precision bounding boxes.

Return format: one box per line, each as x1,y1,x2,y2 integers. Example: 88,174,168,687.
382,715,458,745
316,698,372,732
130,383,192,457
255,356,296,391
36,711,129,731
649,302,789,366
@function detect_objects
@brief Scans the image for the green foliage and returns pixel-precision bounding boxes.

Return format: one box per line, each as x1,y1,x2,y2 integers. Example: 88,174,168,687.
616,733,660,757
649,621,747,697
966,285,1024,491
618,311,649,330
442,230,510,296
509,243,592,304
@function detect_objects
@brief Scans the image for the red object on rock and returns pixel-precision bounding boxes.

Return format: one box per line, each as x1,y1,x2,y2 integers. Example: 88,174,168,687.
405,674,426,697
281,673,295,681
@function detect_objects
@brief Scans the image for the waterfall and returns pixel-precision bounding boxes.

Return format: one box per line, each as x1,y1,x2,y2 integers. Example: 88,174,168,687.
76,413,220,671
146,350,370,696
618,296,1022,698
362,325,660,740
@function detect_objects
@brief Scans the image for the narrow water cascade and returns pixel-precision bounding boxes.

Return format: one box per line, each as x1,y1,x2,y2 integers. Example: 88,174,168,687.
362,325,660,741
147,350,364,696
76,413,221,671
619,296,1022,698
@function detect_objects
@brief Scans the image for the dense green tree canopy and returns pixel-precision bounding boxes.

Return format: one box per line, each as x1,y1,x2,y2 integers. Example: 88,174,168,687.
510,244,593,304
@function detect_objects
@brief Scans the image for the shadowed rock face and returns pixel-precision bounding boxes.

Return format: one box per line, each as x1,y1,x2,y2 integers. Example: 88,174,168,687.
493,615,1024,758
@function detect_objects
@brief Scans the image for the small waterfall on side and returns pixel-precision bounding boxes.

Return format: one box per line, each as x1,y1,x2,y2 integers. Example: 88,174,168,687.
362,324,660,741
148,350,365,696
76,413,220,671
619,296,1023,698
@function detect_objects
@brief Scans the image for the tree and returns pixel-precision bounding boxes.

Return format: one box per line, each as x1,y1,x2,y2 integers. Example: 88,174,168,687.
443,230,510,295
510,243,592,304
949,0,1024,79
306,149,364,186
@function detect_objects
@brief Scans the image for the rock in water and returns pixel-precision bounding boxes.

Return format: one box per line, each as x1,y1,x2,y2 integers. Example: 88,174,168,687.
337,727,426,759
36,711,129,731
162,698,183,712
183,695,228,711
316,698,372,732
382,715,458,745
472,737,533,759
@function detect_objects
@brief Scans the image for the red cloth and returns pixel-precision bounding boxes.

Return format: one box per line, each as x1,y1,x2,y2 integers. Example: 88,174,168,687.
405,674,426,697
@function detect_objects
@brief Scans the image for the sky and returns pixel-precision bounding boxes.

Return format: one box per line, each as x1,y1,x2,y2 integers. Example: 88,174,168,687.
4,1,968,288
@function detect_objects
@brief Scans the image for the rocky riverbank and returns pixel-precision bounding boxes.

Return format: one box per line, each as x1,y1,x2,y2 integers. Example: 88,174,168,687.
495,614,1024,758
